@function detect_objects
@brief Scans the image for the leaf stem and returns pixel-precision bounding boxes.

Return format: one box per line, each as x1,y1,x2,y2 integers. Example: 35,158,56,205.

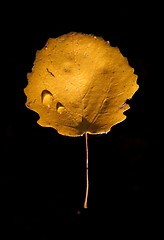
84,132,89,208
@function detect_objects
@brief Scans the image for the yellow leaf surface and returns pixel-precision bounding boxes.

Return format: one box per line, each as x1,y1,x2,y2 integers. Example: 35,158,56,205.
24,32,139,137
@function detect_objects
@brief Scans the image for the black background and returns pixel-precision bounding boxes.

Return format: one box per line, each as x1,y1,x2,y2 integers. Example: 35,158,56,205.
2,2,163,238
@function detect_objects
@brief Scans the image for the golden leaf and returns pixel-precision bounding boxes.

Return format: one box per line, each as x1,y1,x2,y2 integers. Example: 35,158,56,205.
24,32,139,137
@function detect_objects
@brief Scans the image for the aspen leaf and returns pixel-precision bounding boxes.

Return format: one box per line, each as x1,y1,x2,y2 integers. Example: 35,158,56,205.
24,32,139,209
24,32,139,136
